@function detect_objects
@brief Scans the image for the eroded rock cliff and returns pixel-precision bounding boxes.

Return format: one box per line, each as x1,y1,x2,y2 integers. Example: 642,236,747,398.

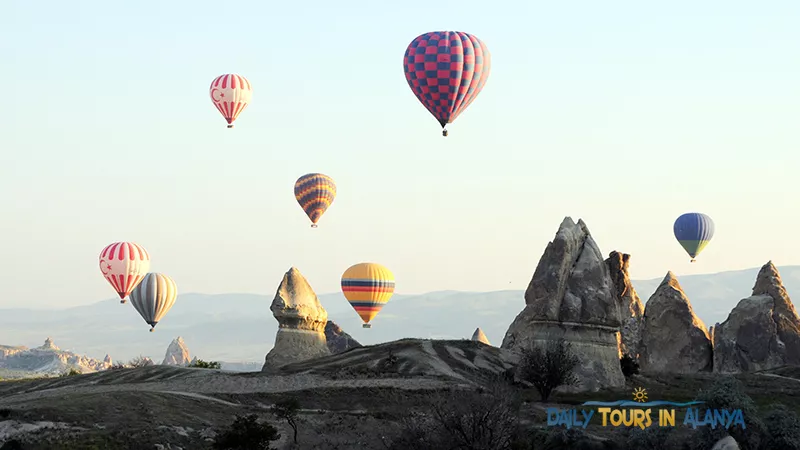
638,272,712,373
713,261,800,373
262,267,331,372
325,320,361,354
162,337,191,366
502,217,625,391
605,251,644,358
472,328,491,345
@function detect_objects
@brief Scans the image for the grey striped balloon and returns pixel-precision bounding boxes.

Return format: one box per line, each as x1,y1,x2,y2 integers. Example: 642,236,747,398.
128,273,178,332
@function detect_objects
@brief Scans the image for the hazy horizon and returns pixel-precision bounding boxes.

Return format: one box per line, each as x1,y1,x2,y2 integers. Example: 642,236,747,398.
3,1,799,309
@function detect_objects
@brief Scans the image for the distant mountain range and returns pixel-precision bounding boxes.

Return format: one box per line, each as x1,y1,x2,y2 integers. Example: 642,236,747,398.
0,265,798,365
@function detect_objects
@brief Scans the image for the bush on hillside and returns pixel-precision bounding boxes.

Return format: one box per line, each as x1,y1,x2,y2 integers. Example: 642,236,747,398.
188,359,221,369
690,376,765,450
59,368,82,377
127,356,154,368
619,354,640,378
212,414,280,450
517,339,579,402
762,403,800,450
387,379,521,450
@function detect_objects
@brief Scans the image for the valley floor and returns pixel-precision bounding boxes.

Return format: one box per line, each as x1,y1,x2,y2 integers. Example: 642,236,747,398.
1,341,799,449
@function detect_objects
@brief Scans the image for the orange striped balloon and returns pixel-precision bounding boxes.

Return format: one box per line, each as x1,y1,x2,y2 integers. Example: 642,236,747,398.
341,263,395,328
294,173,336,228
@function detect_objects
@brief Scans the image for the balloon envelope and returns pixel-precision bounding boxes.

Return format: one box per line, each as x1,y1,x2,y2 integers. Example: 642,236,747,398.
673,212,715,260
98,242,150,302
341,263,395,326
294,173,336,227
209,74,252,128
403,31,491,132
128,273,178,331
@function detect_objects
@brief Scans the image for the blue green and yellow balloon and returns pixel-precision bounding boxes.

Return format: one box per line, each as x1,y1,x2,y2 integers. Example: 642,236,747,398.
673,212,715,262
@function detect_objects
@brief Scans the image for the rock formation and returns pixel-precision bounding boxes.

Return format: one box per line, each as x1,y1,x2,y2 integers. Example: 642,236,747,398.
325,321,361,354
605,251,644,357
502,217,625,391
0,338,111,375
40,337,59,351
638,272,713,373
471,328,491,345
162,336,191,366
262,267,331,372
713,261,800,373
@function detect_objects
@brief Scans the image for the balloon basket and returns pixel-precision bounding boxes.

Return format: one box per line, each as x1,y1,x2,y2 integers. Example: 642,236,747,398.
311,224,318,228
362,323,372,329
227,125,233,129
120,300,126,304
690,259,696,263
442,129,448,137
149,328,155,333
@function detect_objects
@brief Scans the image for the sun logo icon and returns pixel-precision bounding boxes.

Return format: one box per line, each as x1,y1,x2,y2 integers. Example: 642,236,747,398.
632,387,648,403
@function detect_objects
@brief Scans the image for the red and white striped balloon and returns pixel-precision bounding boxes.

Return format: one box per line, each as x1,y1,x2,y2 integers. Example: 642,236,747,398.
209,74,252,128
98,242,151,304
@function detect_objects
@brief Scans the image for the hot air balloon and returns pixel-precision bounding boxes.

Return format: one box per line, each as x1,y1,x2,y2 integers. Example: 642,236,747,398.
209,74,252,128
99,242,150,304
403,31,491,137
128,273,177,332
294,173,336,228
341,263,395,328
673,212,715,262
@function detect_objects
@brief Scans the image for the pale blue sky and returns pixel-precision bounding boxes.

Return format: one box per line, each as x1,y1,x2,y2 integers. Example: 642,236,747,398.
1,1,799,308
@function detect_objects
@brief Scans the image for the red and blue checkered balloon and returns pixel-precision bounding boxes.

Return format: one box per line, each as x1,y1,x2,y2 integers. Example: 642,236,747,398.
403,31,491,135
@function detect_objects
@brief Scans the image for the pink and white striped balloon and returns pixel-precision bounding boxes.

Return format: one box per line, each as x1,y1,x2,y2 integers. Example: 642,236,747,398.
209,74,252,128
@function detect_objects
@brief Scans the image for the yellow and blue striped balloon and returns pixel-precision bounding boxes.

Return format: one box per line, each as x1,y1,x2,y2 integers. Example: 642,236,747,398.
673,212,715,262
294,173,336,228
341,263,395,328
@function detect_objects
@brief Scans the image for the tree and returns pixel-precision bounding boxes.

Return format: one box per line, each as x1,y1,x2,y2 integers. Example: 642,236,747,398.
516,338,579,403
271,397,300,444
620,354,640,378
388,379,521,450
213,414,280,450
188,359,222,369
127,355,154,368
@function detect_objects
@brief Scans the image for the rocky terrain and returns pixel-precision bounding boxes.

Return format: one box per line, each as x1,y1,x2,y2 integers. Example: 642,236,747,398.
0,338,111,378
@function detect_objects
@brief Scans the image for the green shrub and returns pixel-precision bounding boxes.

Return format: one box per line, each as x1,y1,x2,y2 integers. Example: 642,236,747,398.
188,359,221,369
690,376,764,450
59,368,82,377
762,403,800,450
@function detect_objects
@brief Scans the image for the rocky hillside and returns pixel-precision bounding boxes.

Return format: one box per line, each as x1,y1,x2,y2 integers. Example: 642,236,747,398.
0,338,111,377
